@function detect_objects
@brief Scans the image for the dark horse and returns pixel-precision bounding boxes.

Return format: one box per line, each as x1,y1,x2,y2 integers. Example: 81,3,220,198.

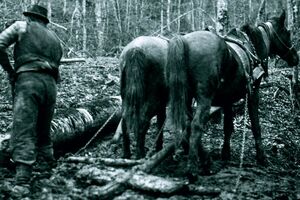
166,11,299,176
119,36,169,159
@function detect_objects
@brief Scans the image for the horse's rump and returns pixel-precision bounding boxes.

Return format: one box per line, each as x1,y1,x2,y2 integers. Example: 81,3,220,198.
120,36,168,134
120,47,146,134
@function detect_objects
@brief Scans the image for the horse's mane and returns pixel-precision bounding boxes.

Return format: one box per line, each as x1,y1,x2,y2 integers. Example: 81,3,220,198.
241,23,268,59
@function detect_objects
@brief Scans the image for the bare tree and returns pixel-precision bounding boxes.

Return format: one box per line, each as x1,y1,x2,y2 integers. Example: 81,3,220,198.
255,0,266,25
63,0,67,16
82,0,87,52
177,0,181,32
287,0,299,110
160,0,164,34
216,0,228,35
167,0,171,32
47,0,52,22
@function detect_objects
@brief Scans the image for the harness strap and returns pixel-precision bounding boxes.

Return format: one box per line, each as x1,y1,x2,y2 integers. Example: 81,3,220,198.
257,24,270,77
226,41,253,95
223,36,260,63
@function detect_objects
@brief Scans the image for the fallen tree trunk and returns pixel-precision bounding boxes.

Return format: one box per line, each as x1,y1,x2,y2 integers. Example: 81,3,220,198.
65,156,144,167
85,143,176,199
0,97,121,167
74,144,221,198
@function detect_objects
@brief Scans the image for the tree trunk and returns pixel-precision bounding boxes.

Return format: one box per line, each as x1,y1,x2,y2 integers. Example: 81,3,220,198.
177,0,181,32
47,0,52,22
160,0,164,34
167,0,171,32
63,0,67,16
113,0,122,45
192,0,200,30
125,0,131,32
216,0,229,35
287,0,300,110
82,0,87,53
95,0,104,55
255,0,266,25
135,0,139,36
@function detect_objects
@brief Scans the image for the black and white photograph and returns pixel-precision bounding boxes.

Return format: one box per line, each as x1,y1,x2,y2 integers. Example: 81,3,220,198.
0,0,299,199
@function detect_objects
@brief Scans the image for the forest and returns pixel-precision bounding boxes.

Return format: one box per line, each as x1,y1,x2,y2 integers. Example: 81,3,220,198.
0,0,299,199
1,0,300,56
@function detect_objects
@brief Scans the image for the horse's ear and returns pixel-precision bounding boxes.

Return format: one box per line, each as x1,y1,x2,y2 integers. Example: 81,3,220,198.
279,10,286,25
241,24,254,33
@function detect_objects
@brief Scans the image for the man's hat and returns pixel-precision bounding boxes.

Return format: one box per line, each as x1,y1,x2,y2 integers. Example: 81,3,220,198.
23,4,49,23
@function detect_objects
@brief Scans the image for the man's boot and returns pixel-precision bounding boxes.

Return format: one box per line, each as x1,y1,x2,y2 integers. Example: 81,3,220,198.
34,154,56,179
11,163,32,197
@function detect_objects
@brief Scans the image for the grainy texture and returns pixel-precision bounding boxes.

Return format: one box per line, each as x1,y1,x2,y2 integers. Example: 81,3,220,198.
0,57,299,199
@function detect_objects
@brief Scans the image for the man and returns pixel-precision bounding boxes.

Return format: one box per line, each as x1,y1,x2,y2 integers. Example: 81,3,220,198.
0,4,62,196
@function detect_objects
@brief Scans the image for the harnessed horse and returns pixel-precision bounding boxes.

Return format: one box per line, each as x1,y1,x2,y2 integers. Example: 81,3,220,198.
119,36,168,159
166,11,299,177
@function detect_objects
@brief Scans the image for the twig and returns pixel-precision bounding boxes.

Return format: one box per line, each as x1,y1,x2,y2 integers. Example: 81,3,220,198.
50,21,68,31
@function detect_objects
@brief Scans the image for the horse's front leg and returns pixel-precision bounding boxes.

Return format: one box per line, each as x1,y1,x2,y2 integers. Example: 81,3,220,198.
222,105,234,162
187,99,211,178
248,88,267,165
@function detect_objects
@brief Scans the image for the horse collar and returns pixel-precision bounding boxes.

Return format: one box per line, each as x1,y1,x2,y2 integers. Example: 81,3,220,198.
257,24,270,55
260,22,294,55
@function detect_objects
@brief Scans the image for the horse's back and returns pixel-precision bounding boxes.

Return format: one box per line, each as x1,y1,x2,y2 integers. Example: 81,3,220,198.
181,31,229,94
120,36,168,69
182,31,247,104
184,31,226,55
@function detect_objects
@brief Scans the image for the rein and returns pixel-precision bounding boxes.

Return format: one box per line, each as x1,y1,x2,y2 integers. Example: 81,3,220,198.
259,22,294,59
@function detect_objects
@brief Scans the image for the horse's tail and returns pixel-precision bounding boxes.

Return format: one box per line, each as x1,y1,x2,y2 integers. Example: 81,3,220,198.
166,35,189,130
121,47,146,133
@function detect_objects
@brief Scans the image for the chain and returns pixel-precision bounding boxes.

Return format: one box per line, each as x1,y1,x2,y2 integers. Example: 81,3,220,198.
75,109,119,155
234,93,248,193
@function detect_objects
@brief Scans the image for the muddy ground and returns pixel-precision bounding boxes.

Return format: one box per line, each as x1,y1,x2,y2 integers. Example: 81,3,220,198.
0,57,299,199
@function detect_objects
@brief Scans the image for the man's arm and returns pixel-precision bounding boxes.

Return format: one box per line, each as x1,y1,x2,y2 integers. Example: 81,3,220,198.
0,50,14,75
0,21,26,76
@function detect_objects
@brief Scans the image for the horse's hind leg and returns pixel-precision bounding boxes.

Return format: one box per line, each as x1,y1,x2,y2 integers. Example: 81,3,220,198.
188,99,211,177
222,105,234,162
248,89,267,165
122,118,131,158
136,119,150,159
181,98,193,154
155,108,166,152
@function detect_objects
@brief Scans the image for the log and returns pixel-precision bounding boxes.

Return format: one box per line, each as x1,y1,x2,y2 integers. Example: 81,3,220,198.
188,185,221,196
60,58,86,64
0,97,122,167
10,58,86,65
52,97,121,156
76,166,186,195
75,157,221,197
129,172,185,194
88,143,176,199
65,156,144,167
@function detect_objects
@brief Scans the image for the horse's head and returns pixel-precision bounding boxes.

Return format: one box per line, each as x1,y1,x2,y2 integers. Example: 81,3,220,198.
266,10,299,66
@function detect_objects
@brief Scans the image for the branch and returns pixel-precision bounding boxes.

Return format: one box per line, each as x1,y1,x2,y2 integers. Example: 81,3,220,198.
50,21,68,31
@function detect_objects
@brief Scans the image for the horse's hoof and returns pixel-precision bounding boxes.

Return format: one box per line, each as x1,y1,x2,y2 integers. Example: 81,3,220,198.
186,171,198,183
256,152,269,166
257,157,269,167
122,153,131,159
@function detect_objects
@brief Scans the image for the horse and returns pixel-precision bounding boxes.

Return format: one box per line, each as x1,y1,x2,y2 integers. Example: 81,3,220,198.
119,36,169,159
166,11,299,177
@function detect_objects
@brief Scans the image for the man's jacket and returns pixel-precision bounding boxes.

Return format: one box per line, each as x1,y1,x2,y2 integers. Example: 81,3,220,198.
0,21,62,79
